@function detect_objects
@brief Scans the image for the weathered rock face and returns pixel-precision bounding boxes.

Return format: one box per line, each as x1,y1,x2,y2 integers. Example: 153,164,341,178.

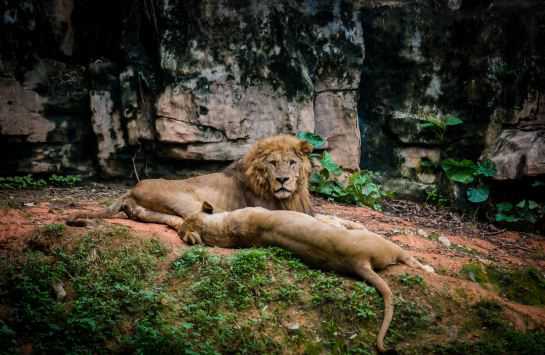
1,0,363,176
155,0,363,168
1,0,544,193
360,0,545,197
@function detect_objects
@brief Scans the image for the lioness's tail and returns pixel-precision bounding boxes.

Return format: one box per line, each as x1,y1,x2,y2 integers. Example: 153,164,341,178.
356,263,393,353
66,192,130,225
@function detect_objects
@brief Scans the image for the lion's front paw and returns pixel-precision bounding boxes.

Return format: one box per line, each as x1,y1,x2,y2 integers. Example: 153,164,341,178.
181,231,203,245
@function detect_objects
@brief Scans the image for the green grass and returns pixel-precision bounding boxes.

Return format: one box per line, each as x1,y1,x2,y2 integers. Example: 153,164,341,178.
1,228,543,354
43,223,66,237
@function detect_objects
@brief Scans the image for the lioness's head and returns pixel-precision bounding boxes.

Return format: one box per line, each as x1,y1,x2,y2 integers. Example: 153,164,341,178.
242,135,313,201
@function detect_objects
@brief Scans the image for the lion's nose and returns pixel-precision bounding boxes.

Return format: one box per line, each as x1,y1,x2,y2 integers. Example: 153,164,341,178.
276,176,289,184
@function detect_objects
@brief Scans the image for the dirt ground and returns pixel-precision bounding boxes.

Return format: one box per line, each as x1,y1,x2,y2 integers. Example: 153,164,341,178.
1,182,545,331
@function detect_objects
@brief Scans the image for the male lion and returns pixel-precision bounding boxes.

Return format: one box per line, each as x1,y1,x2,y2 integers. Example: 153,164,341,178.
69,135,317,231
180,202,435,352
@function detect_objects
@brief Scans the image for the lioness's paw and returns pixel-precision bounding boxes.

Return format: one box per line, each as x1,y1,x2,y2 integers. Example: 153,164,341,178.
182,231,203,245
423,265,435,273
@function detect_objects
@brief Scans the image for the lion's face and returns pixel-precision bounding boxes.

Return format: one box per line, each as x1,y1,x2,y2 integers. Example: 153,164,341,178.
264,151,305,199
243,135,313,201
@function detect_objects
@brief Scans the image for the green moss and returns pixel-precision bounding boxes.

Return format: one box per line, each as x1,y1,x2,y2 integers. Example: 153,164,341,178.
428,301,545,355
460,262,491,285
461,262,545,306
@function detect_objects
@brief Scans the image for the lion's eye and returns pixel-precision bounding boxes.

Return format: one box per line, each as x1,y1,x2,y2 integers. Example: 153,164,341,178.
269,160,277,167
289,160,297,166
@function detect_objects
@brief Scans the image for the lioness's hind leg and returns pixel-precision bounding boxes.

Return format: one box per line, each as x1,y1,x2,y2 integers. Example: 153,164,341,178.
122,200,185,231
400,255,435,273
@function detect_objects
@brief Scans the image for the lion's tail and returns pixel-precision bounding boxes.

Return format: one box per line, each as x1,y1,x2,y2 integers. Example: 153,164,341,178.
66,192,130,226
355,263,393,353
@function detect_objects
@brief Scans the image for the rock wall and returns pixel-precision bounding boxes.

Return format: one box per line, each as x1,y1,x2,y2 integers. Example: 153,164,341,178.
1,0,544,193
360,0,545,198
0,0,363,177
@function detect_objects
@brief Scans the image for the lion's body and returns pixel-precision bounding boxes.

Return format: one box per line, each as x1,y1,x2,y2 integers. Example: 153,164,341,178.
68,135,314,229
180,205,434,352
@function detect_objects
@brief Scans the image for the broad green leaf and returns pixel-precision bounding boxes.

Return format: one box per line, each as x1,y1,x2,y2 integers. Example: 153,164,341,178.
528,200,540,210
516,200,527,209
495,202,513,212
296,131,326,148
467,186,489,203
441,159,477,184
320,152,342,176
445,116,464,126
495,213,519,223
476,159,496,177
419,122,436,129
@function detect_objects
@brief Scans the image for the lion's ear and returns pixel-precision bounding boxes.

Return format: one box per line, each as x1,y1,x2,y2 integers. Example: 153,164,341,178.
202,201,214,214
299,140,313,154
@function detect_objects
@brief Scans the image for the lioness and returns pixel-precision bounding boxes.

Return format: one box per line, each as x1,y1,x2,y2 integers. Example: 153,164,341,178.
180,202,435,353
68,134,366,234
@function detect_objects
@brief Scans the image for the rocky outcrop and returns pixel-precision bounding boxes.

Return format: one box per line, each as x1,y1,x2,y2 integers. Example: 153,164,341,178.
154,0,363,168
360,0,545,199
1,0,363,176
490,130,545,180
488,92,545,180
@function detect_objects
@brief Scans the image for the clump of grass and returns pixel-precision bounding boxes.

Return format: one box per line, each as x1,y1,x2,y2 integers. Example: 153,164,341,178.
399,273,425,287
43,223,66,237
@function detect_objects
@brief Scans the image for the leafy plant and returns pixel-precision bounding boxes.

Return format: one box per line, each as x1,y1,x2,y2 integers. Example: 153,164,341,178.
419,114,463,141
298,132,389,210
399,273,425,287
495,200,543,224
0,175,47,189
425,187,449,207
48,174,82,187
296,131,326,149
0,174,82,189
441,159,496,204
309,153,389,210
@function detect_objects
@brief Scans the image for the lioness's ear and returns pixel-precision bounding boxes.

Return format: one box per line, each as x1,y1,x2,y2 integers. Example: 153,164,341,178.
299,140,313,154
202,201,214,214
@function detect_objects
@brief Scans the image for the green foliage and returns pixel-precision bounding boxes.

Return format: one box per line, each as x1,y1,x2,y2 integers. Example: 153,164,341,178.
495,200,543,224
441,159,478,184
43,223,66,237
419,114,463,140
0,174,82,190
467,186,490,203
0,227,167,353
48,174,82,187
296,131,326,149
298,132,389,210
0,175,47,189
309,151,389,210
340,171,390,210
399,273,425,287
441,159,496,205
425,186,449,207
